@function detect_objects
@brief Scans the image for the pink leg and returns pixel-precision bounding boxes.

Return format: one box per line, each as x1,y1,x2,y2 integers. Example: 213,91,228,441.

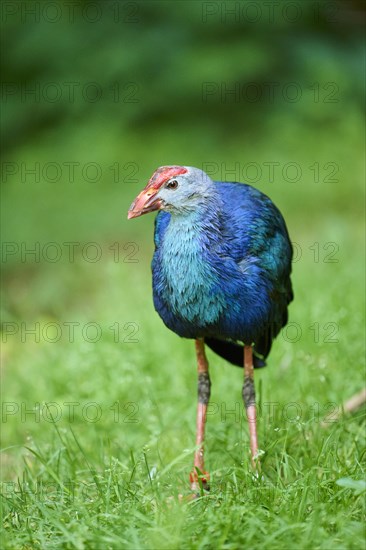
190,338,211,492
243,345,260,468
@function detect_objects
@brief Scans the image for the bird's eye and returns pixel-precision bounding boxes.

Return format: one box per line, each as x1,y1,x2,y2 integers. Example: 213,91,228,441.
166,180,179,190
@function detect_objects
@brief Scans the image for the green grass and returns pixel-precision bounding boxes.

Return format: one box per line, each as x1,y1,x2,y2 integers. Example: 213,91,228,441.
1,241,365,549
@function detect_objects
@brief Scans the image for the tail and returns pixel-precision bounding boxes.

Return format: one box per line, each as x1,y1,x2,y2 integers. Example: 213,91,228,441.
205,338,267,368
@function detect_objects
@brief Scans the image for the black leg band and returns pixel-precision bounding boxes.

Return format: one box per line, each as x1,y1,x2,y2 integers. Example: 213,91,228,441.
198,372,211,404
242,377,255,409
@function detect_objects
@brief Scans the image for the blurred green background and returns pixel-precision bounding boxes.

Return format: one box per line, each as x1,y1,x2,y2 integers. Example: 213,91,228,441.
1,1,365,547
2,0,365,319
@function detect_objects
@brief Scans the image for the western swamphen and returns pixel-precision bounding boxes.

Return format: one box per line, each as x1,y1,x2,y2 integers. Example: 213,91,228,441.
128,165,293,492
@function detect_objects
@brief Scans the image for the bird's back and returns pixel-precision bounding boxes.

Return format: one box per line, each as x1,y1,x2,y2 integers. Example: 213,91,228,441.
211,181,293,363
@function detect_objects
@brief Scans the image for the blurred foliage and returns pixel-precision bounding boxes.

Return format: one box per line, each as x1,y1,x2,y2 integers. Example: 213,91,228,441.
1,1,365,252
1,0,365,150
0,2,364,328
1,0,365,333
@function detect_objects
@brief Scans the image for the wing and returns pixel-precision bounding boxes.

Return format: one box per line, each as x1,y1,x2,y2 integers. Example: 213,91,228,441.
216,181,293,358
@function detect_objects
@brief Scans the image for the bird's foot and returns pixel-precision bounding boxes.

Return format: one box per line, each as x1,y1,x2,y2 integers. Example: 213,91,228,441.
251,448,265,471
189,468,210,494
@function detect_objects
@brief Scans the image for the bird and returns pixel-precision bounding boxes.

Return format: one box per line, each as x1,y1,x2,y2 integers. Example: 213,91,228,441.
128,165,293,494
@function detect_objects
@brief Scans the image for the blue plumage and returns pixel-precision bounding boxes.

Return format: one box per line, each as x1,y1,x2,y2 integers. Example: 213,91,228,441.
128,165,293,368
151,179,293,367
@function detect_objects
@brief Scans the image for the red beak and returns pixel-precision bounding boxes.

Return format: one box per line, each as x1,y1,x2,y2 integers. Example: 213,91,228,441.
127,186,163,219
